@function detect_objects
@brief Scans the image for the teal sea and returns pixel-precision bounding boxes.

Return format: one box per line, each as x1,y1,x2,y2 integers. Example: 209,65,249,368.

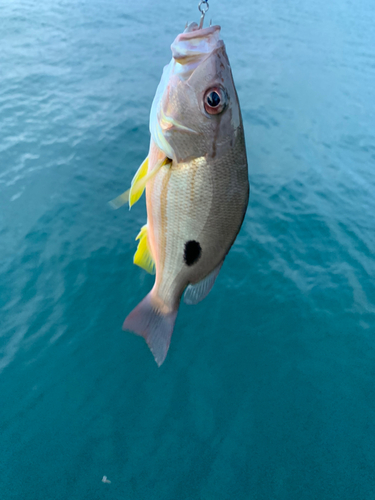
1,0,375,498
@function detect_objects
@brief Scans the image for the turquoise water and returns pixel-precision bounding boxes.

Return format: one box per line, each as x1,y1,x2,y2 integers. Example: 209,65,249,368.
1,0,375,498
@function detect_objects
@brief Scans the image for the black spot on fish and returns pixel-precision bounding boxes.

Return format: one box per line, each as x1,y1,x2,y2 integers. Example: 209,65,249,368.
184,240,201,266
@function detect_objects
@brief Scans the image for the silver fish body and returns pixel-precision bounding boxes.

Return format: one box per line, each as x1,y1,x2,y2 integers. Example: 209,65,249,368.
123,23,249,365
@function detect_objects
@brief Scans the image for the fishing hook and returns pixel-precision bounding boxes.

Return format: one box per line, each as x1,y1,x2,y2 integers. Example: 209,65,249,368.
198,0,209,29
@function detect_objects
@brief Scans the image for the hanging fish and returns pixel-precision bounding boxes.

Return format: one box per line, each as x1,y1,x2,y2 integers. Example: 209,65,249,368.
112,19,249,366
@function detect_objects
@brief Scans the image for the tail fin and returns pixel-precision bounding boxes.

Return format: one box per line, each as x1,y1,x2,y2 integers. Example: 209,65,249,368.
123,293,178,367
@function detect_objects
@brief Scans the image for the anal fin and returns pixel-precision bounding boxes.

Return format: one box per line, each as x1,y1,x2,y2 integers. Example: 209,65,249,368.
184,261,223,305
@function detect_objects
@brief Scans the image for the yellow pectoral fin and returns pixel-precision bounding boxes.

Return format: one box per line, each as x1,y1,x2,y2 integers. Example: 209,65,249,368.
109,156,170,210
108,189,130,210
133,224,155,274
128,156,149,207
129,156,170,208
109,156,148,210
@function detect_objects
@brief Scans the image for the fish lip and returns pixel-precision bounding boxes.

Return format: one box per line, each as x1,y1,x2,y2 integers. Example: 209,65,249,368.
171,26,222,66
176,25,221,42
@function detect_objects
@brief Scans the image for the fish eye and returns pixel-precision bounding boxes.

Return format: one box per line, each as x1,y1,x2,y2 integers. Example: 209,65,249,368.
207,91,220,107
204,87,227,115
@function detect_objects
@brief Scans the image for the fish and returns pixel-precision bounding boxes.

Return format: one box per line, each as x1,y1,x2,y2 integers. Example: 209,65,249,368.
113,20,249,366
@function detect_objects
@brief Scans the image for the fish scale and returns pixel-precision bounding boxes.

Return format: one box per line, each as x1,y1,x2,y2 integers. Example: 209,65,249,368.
150,156,215,307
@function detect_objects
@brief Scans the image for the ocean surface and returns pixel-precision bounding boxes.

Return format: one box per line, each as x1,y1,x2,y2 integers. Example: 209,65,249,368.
1,0,375,498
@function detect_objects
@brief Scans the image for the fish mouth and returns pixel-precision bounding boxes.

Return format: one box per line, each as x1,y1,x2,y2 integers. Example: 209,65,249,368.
171,24,221,66
178,24,220,41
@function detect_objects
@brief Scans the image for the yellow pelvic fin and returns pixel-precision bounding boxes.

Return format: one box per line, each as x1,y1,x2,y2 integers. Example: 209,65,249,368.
133,224,155,274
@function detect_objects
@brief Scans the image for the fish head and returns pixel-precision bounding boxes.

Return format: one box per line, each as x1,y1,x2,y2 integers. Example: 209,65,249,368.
150,23,242,163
